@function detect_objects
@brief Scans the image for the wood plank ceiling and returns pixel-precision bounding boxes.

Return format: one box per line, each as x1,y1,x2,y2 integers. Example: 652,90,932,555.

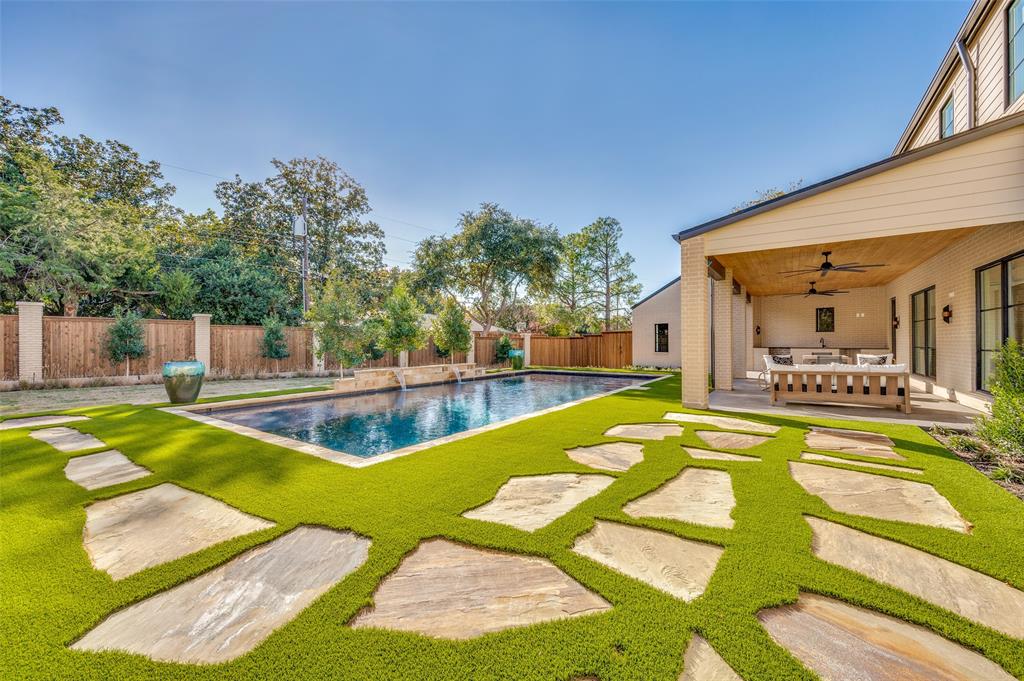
715,227,977,296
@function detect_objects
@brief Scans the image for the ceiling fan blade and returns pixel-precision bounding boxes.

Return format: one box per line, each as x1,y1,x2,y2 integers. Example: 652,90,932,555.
782,271,818,278
832,268,866,273
836,263,886,270
819,292,833,296
778,267,821,274
830,262,858,268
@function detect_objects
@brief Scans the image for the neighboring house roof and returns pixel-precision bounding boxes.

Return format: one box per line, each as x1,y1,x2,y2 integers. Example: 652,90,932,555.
632,277,680,310
672,110,1024,244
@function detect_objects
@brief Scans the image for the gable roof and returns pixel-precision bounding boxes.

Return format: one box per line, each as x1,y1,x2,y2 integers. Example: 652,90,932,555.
632,276,680,309
672,110,1024,244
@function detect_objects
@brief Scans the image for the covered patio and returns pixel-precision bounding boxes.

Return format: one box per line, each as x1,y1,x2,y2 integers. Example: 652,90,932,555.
675,112,1024,422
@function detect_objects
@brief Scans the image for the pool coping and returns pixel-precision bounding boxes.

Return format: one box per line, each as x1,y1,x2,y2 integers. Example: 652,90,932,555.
161,370,668,468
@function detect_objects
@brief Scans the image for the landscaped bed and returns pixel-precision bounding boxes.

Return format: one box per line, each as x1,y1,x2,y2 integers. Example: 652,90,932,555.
1,374,1022,680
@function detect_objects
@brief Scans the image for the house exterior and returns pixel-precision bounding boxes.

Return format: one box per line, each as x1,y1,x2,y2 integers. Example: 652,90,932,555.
674,0,1024,412
631,277,681,368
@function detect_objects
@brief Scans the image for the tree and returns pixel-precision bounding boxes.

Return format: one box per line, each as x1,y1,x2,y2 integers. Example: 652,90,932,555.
542,231,601,334
156,269,198,319
379,282,426,357
104,310,146,376
412,203,560,333
432,297,472,363
732,180,804,212
495,335,514,363
306,273,370,375
580,217,641,331
259,315,291,373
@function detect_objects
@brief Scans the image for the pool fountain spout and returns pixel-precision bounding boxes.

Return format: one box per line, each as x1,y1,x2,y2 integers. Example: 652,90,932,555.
393,368,408,391
452,365,463,384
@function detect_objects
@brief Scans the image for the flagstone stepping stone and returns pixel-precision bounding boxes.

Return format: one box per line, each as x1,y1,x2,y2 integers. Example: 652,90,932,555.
64,450,151,490
604,423,683,440
758,593,1015,681
84,483,275,579
624,468,735,529
696,431,771,450
572,520,723,601
685,447,760,463
0,414,89,430
463,473,614,531
789,462,969,533
566,442,644,471
73,526,370,663
807,517,1024,638
800,452,922,475
664,412,780,435
680,634,742,681
29,426,106,452
805,427,904,460
350,539,609,639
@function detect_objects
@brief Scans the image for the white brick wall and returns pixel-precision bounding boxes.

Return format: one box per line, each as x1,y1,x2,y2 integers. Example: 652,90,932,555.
756,286,889,349
680,236,709,408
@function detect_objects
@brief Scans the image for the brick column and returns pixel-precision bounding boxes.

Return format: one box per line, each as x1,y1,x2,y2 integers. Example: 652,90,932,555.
467,333,476,365
713,268,734,391
311,330,325,373
193,314,211,371
16,301,44,383
399,350,409,368
522,333,532,366
680,237,709,409
732,282,748,379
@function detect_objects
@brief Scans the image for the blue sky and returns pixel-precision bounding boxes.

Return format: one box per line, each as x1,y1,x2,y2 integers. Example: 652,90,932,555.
3,1,968,296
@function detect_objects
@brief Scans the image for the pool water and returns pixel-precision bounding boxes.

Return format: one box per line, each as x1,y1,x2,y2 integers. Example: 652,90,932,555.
213,373,648,457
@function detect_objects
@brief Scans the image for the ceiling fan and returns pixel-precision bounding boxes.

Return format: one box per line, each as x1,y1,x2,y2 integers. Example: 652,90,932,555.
783,281,849,298
779,250,886,278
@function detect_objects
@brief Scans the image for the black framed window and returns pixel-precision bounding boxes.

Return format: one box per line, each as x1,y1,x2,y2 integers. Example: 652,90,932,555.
654,323,669,353
940,97,954,138
976,251,1024,390
1011,0,1024,104
912,286,936,378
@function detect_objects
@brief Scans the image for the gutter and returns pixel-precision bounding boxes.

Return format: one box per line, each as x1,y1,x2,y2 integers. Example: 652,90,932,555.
955,39,976,129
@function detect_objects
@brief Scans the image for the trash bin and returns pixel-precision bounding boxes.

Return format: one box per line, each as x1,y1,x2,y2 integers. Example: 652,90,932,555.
163,361,205,403
509,349,525,370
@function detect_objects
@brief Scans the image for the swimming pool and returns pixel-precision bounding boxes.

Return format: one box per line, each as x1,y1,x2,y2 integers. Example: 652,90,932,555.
209,372,651,459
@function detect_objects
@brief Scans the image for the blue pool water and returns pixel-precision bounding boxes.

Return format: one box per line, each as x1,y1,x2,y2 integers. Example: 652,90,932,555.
212,372,649,457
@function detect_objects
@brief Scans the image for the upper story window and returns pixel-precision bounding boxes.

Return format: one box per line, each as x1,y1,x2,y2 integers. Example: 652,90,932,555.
940,97,955,138
1011,0,1024,103
654,323,669,353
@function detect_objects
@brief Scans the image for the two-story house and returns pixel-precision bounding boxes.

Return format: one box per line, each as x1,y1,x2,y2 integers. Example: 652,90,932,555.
673,0,1024,413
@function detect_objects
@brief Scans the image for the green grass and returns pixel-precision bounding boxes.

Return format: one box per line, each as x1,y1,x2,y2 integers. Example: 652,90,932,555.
1,375,1022,680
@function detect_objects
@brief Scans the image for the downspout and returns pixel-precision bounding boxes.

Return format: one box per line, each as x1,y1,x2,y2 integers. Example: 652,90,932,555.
955,40,975,129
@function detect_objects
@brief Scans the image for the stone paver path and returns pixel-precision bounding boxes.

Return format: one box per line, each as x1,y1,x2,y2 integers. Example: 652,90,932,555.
572,520,723,601
74,526,369,663
0,414,89,430
625,469,735,529
800,452,922,475
463,474,613,531
684,447,760,463
680,635,742,681
758,593,1015,681
663,412,780,435
805,427,904,460
807,517,1024,638
695,431,771,450
604,423,683,440
64,451,150,490
351,539,609,639
789,462,969,533
84,483,274,579
29,426,106,452
566,442,644,472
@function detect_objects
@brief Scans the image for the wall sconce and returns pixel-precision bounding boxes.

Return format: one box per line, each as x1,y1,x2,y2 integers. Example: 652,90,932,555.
892,317,900,329
942,305,953,323
755,325,761,336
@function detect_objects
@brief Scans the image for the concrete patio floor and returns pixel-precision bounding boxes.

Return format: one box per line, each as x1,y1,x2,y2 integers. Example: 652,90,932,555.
709,379,982,430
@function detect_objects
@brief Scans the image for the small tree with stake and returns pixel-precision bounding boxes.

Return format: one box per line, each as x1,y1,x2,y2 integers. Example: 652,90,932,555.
306,273,368,376
105,310,147,376
260,315,290,375
432,297,471,364
380,282,426,359
495,334,514,366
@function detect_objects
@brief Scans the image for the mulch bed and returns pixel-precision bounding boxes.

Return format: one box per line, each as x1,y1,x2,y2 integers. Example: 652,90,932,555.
930,430,1024,502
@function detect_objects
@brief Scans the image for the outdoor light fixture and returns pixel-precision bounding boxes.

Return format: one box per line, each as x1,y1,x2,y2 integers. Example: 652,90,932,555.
755,325,761,336
942,305,953,323
892,317,900,329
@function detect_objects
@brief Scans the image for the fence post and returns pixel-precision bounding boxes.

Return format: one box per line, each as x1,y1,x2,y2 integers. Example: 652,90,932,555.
193,314,211,371
522,333,532,367
16,301,44,383
468,333,476,365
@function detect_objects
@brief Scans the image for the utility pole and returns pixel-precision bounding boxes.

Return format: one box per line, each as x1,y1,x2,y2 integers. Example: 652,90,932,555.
294,198,310,313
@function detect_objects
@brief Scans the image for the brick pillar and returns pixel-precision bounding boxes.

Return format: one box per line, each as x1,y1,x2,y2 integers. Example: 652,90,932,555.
713,268,734,391
732,282,748,379
680,237,709,409
522,333,532,366
193,314,211,372
311,330,325,373
399,350,409,368
468,333,476,365
16,301,44,383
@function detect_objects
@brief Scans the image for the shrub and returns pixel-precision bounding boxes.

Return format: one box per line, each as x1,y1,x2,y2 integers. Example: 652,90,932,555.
975,339,1024,459
104,311,146,375
946,434,982,454
260,315,290,370
495,335,514,363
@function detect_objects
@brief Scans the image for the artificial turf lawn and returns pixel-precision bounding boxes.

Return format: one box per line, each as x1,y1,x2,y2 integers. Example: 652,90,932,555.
1,374,1022,680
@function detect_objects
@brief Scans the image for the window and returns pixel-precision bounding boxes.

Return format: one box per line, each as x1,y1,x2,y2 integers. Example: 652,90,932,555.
940,97,954,138
1011,0,1024,104
976,251,1024,390
654,323,669,353
911,286,936,378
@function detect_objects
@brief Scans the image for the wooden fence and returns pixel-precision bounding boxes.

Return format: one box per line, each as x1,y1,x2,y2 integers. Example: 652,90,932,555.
42,317,195,379
1,315,17,381
210,324,312,377
532,330,632,369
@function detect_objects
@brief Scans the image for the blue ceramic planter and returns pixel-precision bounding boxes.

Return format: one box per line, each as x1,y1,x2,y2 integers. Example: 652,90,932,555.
163,361,205,403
